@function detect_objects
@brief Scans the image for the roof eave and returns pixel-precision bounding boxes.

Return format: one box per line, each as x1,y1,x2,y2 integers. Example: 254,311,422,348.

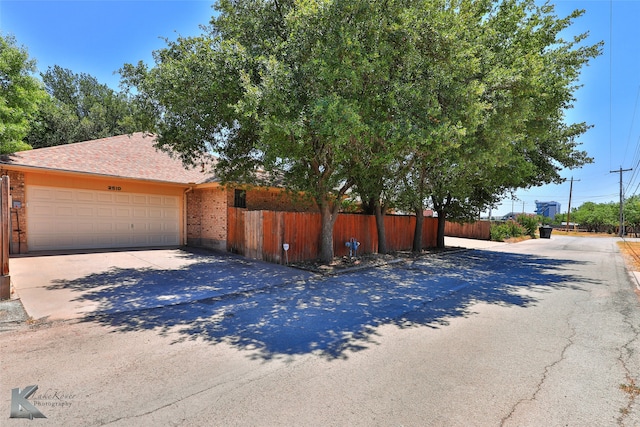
0,163,199,187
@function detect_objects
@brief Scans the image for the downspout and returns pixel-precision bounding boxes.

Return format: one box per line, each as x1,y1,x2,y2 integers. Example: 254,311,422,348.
183,187,194,246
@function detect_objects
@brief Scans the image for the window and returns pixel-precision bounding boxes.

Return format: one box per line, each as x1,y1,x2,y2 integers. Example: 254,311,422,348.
234,189,246,208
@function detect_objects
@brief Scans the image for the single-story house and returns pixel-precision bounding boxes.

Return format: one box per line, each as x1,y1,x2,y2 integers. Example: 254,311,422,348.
0,133,315,254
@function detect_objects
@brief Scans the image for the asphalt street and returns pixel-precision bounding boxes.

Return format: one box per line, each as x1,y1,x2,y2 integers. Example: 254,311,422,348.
0,235,638,426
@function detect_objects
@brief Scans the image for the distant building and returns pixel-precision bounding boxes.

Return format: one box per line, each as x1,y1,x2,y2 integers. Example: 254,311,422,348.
501,212,521,221
535,201,561,219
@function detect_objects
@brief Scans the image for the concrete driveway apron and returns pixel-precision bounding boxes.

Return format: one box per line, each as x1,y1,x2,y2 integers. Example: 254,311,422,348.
9,248,315,321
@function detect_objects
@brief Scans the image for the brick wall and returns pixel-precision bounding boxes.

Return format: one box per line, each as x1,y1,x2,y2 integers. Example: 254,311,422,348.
186,187,228,251
187,186,317,251
4,171,27,254
229,187,318,212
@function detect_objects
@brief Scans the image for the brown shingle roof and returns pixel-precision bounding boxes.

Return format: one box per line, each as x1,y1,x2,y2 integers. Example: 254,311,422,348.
1,133,214,184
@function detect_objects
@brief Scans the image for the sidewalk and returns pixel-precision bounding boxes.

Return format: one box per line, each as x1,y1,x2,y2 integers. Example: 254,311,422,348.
444,236,506,250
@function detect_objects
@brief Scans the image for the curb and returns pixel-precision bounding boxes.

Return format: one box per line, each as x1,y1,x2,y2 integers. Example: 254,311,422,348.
0,298,29,331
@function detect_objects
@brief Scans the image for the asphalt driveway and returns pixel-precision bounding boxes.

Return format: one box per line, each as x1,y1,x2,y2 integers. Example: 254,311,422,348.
3,237,638,426
9,242,586,358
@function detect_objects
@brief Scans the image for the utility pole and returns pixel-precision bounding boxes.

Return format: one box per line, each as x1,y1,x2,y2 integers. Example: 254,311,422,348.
610,167,632,237
565,177,580,232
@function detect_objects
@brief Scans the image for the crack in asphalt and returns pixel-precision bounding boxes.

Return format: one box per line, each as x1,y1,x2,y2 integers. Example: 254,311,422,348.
499,313,577,427
97,363,282,426
612,248,640,427
616,306,640,426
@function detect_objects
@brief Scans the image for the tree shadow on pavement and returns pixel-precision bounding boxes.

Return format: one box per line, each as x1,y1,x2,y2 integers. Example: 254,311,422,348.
49,248,595,360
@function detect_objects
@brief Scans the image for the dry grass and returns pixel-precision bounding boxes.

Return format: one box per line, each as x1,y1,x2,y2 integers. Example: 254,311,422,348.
617,241,640,271
503,235,532,243
620,381,640,397
552,229,615,238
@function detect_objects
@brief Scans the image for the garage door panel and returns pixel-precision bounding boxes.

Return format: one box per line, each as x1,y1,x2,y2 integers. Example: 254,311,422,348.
115,194,131,204
97,223,113,232
149,208,162,218
31,188,54,200
97,193,114,203
77,207,94,216
54,190,74,201
115,234,133,245
115,222,130,232
77,223,94,233
163,197,177,207
30,205,54,217
55,222,75,233
30,221,56,234
116,208,130,217
55,206,74,217
133,208,147,218
55,235,75,247
149,235,165,245
164,222,179,232
96,236,115,246
134,195,148,204
132,235,148,245
76,191,94,202
27,186,180,251
97,207,113,217
148,222,163,233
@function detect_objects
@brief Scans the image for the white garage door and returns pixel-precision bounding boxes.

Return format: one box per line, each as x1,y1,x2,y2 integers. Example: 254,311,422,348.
27,186,180,251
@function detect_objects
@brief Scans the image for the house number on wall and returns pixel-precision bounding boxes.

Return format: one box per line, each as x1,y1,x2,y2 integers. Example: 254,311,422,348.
107,186,122,191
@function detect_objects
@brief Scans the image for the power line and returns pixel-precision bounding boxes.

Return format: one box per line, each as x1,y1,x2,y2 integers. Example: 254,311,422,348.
623,85,640,163
609,0,613,172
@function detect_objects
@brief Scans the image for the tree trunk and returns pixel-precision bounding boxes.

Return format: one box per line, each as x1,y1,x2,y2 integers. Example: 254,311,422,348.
436,210,446,249
374,202,387,254
319,202,338,263
412,207,423,253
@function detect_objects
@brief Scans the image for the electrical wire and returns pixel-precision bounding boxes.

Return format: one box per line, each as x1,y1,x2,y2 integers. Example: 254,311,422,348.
609,0,613,173
623,86,640,163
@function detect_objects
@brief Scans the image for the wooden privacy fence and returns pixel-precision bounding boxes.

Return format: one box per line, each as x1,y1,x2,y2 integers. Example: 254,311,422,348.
228,208,438,263
444,220,491,240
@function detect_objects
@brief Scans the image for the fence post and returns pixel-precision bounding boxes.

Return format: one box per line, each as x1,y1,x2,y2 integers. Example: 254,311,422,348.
0,176,11,300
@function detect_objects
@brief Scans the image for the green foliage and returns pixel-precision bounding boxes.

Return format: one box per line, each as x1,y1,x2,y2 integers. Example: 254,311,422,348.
516,214,538,238
624,195,640,235
549,213,565,226
491,220,527,242
26,66,141,148
0,34,46,154
121,0,601,257
396,0,601,248
571,201,618,233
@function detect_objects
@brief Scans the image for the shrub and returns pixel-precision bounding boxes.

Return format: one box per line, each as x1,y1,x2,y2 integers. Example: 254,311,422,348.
490,220,527,242
516,214,539,238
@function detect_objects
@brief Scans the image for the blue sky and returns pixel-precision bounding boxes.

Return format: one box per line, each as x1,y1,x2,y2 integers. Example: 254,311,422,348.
1,0,639,216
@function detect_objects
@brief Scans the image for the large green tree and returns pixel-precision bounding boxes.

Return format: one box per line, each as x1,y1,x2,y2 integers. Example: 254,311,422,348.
572,201,618,233
624,195,640,236
122,0,600,259
122,0,414,262
399,0,600,248
0,34,45,154
26,65,140,148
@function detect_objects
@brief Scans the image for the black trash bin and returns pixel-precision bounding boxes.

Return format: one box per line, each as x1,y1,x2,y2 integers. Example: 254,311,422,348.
539,226,552,239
